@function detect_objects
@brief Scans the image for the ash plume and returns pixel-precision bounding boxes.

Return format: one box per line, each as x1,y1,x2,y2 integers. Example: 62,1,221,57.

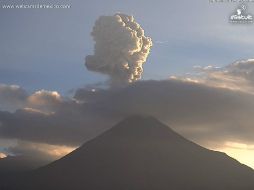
85,13,153,86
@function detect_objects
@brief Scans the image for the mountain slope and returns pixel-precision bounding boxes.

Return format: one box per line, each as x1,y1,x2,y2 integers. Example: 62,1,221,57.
12,116,254,190
0,155,51,175
0,155,52,190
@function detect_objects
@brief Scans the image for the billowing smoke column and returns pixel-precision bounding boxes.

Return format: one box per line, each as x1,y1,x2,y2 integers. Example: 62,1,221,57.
85,13,153,86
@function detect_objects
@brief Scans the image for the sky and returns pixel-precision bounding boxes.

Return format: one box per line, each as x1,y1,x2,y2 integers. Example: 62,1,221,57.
1,0,254,93
1,0,254,168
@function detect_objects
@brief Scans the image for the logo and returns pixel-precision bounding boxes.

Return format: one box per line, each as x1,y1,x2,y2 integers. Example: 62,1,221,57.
229,4,253,23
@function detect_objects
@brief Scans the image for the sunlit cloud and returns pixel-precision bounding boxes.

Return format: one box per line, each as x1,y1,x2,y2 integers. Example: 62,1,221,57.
0,85,62,113
7,141,76,160
27,90,61,106
172,59,254,94
0,152,7,159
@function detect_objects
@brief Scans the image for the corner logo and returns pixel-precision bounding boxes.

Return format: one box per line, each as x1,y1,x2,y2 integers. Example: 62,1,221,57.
230,4,253,24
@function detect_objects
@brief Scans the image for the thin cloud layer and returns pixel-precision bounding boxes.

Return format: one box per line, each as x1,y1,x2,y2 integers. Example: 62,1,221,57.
6,140,75,160
179,59,254,94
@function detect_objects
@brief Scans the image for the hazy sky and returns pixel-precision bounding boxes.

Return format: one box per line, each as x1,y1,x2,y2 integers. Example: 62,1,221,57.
1,0,254,168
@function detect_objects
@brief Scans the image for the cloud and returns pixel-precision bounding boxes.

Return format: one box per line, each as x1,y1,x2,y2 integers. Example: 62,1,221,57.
1,79,254,149
0,98,115,146
6,140,75,160
1,60,254,161
0,152,6,159
178,59,254,94
85,13,152,86
0,84,28,112
27,90,62,113
0,85,62,113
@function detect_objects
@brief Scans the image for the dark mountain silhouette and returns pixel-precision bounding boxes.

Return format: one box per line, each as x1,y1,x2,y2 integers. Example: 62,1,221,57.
6,116,254,190
0,155,51,175
0,155,52,190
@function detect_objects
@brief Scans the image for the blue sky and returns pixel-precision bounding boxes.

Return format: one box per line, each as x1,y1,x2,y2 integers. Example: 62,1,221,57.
1,0,254,94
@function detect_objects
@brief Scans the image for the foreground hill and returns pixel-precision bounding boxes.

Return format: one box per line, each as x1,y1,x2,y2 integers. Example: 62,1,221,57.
0,155,51,175
0,155,51,190
8,116,254,190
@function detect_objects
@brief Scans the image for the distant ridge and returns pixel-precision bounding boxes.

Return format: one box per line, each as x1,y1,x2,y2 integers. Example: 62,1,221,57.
8,116,254,190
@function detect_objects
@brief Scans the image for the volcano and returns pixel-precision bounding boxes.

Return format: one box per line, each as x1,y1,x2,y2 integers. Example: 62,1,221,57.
8,116,254,190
